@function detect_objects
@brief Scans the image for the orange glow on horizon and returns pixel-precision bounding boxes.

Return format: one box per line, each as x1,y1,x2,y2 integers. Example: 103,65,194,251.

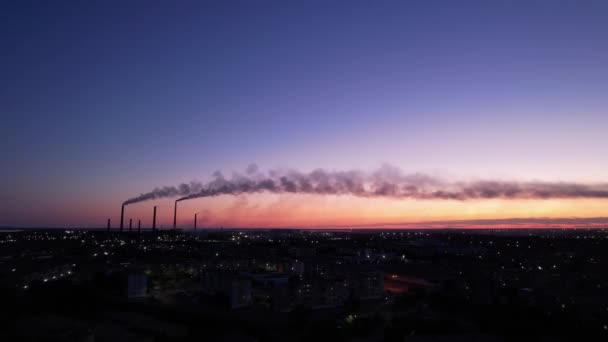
151,194,608,229
23,193,608,229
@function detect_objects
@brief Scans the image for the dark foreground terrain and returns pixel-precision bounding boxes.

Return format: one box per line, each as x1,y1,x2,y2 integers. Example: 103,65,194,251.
1,228,607,341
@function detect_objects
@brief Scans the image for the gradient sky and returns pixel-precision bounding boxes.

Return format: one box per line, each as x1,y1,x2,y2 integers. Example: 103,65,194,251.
1,0,607,228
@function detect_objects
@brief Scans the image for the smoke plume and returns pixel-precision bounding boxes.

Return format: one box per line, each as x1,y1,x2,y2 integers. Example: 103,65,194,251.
123,164,608,205
123,181,203,205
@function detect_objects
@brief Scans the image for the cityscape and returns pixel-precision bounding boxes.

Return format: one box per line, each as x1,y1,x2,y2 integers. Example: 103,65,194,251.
2,227,608,341
2,1,608,340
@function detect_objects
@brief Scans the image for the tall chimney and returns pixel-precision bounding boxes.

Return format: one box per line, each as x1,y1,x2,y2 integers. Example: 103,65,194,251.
194,213,197,230
129,218,132,232
120,204,125,232
152,206,157,231
138,219,141,233
107,218,111,232
173,200,178,229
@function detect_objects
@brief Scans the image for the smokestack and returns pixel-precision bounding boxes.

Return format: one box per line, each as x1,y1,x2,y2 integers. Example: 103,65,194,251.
194,213,197,230
129,218,132,232
138,220,141,233
107,218,111,232
152,206,157,231
120,204,125,232
173,200,178,229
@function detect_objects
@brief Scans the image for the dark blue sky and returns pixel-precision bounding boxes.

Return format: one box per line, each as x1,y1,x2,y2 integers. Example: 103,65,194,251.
1,1,607,227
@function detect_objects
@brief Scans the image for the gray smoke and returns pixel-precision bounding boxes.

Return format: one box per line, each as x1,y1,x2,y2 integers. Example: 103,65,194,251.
124,164,608,205
123,181,203,205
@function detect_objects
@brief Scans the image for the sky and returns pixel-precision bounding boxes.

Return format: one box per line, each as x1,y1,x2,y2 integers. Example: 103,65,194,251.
1,0,607,228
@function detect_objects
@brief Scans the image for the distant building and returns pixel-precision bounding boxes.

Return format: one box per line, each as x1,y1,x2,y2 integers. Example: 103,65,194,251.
251,273,290,311
288,247,316,258
201,272,252,309
355,270,384,299
289,259,305,275
127,273,148,298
